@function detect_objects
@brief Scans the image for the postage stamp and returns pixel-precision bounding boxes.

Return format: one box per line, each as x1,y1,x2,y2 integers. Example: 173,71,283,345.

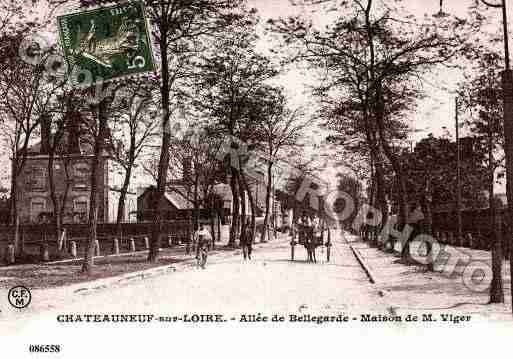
57,1,155,86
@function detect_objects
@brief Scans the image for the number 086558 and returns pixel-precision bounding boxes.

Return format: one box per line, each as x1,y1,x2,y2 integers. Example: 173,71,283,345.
28,345,61,353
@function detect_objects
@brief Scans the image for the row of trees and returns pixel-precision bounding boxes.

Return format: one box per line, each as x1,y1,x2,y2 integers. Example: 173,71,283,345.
2,0,509,307
0,0,307,272
270,0,509,305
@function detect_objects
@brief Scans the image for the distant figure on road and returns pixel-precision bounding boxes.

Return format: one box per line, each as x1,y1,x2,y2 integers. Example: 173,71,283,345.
193,223,212,259
240,218,253,260
310,214,322,263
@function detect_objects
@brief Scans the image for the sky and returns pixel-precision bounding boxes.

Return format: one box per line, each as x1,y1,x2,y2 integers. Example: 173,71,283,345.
248,0,511,141
246,0,512,192
1,0,511,192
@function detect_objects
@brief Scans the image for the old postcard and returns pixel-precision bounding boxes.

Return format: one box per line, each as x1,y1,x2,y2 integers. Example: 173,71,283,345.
0,0,512,357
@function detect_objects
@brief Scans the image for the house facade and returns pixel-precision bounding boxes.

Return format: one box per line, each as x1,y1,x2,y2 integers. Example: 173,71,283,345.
16,153,109,224
14,114,136,224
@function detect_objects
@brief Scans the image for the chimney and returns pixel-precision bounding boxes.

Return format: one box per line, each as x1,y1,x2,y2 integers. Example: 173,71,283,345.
40,114,51,154
183,157,191,182
66,111,81,153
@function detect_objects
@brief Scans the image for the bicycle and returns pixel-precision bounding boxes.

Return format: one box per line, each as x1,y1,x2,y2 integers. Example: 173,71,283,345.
196,235,209,269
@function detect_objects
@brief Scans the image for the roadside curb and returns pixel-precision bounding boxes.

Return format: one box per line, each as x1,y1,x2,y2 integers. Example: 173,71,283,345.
339,230,377,284
349,245,377,284
71,263,180,294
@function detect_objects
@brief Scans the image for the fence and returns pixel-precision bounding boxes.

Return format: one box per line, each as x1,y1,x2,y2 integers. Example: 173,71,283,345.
431,207,511,258
0,220,198,265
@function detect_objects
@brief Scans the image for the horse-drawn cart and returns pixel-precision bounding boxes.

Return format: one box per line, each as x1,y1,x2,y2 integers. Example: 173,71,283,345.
290,223,332,263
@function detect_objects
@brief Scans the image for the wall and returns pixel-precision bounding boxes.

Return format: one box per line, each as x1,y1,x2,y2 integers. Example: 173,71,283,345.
15,155,109,224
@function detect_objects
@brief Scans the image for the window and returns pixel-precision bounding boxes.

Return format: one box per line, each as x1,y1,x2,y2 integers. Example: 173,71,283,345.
30,197,46,223
73,163,90,190
73,196,89,223
26,167,47,192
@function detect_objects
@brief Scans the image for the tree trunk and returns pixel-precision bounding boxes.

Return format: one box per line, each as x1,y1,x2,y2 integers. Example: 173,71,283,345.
59,157,71,249
490,196,504,303
420,176,434,271
116,165,132,232
47,144,62,250
375,162,388,239
363,114,387,244
217,209,222,242
488,113,504,302
82,101,108,274
374,99,409,256
209,211,216,248
228,168,240,247
240,168,256,243
10,175,20,256
193,174,200,230
261,162,272,243
240,183,246,247
149,29,172,263
10,158,23,257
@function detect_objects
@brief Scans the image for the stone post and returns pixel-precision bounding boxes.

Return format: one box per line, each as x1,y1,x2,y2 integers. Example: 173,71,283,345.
466,233,473,248
94,240,100,256
70,241,77,258
144,237,149,250
130,238,136,252
440,232,447,244
113,238,120,255
448,232,454,246
6,244,15,264
40,243,50,262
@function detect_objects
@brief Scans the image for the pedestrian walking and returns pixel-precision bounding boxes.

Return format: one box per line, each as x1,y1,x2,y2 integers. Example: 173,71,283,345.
240,218,253,260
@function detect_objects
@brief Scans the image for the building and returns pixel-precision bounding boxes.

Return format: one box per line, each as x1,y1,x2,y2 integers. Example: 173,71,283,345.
15,113,136,224
136,177,265,223
137,186,194,222
0,193,9,225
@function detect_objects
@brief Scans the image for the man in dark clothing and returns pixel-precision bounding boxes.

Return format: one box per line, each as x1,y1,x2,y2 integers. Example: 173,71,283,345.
241,218,253,260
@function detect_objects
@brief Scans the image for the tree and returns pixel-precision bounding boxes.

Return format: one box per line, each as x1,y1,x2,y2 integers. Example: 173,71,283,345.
402,134,487,270
194,20,278,246
271,0,471,258
108,79,158,231
336,172,364,229
252,86,306,242
78,0,245,261
405,135,487,212
44,91,85,250
167,124,224,229
144,0,245,261
0,32,64,257
81,86,121,274
0,0,43,37
0,0,20,34
458,50,505,303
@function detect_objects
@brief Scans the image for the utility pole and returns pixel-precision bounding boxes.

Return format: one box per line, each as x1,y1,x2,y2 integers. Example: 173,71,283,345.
455,97,462,245
495,0,513,317
437,0,513,316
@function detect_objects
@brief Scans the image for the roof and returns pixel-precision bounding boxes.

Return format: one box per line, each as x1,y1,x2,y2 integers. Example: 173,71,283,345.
138,186,194,210
164,191,193,210
26,134,94,156
213,183,231,201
